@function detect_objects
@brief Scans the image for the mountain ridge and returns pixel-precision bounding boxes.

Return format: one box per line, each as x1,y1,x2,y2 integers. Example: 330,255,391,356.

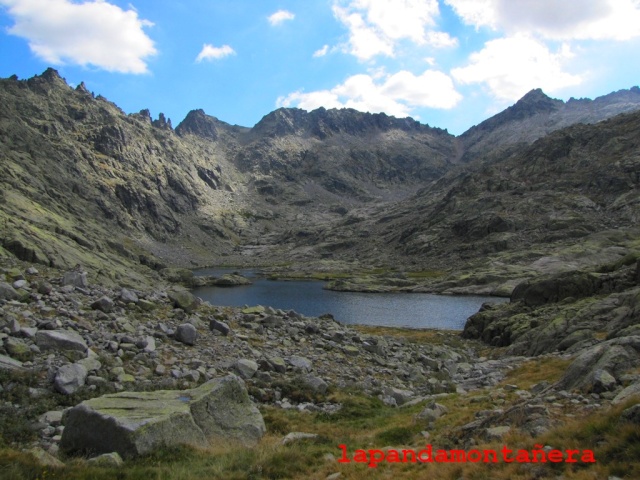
1,68,640,282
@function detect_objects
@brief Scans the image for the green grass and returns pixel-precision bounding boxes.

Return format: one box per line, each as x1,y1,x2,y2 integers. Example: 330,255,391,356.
2,326,639,480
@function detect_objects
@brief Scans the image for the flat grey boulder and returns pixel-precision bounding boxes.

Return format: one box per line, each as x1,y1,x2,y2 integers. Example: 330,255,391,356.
60,375,265,458
35,330,88,353
0,353,25,371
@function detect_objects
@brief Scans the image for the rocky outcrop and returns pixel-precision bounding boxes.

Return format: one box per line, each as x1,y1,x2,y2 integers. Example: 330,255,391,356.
60,375,265,458
557,337,640,393
510,271,603,306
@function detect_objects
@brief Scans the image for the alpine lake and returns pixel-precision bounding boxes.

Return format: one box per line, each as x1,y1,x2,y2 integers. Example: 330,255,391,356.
191,269,508,330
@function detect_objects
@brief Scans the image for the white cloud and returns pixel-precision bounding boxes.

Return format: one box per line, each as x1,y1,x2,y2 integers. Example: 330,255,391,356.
445,0,640,40
268,9,295,26
451,35,582,101
195,44,236,62
277,69,462,118
332,0,456,60
0,0,156,74
313,45,329,57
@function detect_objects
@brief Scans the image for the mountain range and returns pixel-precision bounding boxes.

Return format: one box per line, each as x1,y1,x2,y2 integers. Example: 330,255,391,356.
1,68,639,290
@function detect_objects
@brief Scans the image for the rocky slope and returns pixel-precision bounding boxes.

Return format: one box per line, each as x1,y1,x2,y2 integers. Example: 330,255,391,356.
459,86,640,164
1,69,640,478
290,108,640,289
2,256,640,478
3,69,639,280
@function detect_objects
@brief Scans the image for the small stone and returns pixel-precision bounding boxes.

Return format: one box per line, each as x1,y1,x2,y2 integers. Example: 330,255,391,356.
91,296,115,313
282,432,318,445
36,330,87,353
417,402,448,422
27,447,65,468
342,345,359,356
87,376,108,387
87,452,124,467
138,299,156,311
168,290,200,313
592,370,616,393
142,336,156,353
384,387,414,406
54,363,88,395
38,411,64,426
209,318,230,336
184,370,201,383
0,282,19,301
288,355,312,372
298,375,328,394
175,324,197,345
485,426,511,440
77,352,102,373
119,288,139,304
4,337,31,360
233,359,258,379
62,271,88,288
34,282,52,296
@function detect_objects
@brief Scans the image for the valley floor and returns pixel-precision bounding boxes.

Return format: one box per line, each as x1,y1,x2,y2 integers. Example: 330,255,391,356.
0,256,639,480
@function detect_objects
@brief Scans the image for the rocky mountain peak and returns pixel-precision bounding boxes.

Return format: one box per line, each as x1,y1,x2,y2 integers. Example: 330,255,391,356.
176,109,221,140
470,89,563,135
26,67,70,93
251,106,447,140
152,112,173,130
40,67,64,83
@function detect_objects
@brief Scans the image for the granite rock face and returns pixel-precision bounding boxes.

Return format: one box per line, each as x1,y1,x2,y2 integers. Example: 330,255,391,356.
60,375,265,458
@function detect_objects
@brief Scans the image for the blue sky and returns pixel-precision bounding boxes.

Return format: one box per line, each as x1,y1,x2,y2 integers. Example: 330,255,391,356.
1,0,640,135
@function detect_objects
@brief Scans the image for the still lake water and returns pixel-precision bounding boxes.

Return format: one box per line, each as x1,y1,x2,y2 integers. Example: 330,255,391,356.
192,269,508,330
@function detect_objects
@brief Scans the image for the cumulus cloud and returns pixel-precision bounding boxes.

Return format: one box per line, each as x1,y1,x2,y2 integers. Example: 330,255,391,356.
0,0,156,74
451,35,582,101
313,45,330,58
445,0,640,40
195,44,236,62
268,9,295,26
277,69,462,118
332,0,456,60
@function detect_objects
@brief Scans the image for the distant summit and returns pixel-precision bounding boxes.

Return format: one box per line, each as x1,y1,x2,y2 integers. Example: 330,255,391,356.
459,86,640,162
250,106,446,140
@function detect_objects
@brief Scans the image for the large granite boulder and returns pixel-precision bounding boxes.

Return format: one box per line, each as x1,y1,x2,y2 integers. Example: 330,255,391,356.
60,375,265,458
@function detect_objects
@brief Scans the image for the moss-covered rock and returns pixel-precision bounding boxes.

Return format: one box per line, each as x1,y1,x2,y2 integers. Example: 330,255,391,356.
60,375,265,458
